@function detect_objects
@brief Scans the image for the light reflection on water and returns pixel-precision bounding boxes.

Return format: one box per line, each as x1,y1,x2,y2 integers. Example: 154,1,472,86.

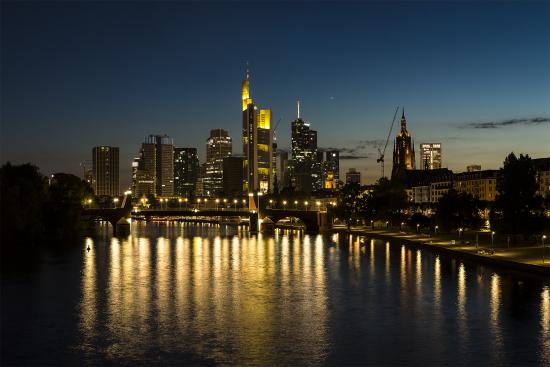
4,222,549,366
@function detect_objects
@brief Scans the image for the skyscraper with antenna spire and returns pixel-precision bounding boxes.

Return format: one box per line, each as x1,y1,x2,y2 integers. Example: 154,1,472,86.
241,65,273,194
290,99,318,193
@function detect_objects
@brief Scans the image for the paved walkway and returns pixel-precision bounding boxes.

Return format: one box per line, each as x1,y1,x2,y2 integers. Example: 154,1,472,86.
332,225,550,275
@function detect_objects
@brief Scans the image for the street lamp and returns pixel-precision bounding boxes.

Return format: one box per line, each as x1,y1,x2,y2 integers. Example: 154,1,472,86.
184,198,188,208
215,198,220,210
113,197,119,208
543,235,547,264
242,199,246,209
416,223,420,233
269,199,273,208
87,198,92,208
304,201,308,211
233,199,237,210
371,220,374,230
435,225,438,235
204,198,208,209
458,228,463,241
294,200,298,210
400,222,404,231
386,221,389,229
491,231,495,251
316,201,321,211
283,200,287,210
178,198,182,208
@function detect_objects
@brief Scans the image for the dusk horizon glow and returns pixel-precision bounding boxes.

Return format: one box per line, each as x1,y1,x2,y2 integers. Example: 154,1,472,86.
1,1,549,188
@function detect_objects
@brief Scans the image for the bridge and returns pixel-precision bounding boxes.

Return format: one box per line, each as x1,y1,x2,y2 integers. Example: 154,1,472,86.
82,194,133,235
83,195,332,234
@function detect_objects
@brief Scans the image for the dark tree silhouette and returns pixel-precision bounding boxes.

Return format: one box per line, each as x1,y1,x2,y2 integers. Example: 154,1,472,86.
490,153,548,240
334,182,364,230
364,177,408,225
434,189,483,232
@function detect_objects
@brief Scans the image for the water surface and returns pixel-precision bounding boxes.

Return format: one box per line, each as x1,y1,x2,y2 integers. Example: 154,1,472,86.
2,222,549,365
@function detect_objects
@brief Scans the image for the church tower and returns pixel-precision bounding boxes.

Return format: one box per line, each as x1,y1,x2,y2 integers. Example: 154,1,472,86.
391,109,416,178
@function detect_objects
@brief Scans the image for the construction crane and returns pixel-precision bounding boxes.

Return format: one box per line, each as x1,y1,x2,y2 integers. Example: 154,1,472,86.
377,106,400,179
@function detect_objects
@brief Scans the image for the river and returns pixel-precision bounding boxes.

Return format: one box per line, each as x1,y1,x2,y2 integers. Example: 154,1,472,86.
1,222,549,366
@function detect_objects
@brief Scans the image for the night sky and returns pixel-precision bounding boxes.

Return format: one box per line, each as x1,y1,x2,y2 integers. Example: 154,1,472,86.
1,1,549,188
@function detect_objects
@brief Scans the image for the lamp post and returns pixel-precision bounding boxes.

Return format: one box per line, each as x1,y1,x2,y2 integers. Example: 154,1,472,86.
242,199,246,209
491,231,495,251
316,201,321,211
435,225,438,235
204,198,208,209
416,223,420,234
371,220,374,230
178,198,182,208
283,200,287,210
400,222,404,231
184,198,188,208
304,201,308,211
294,200,298,210
458,228,463,241
113,197,119,208
386,221,389,230
269,199,273,208
215,198,220,210
543,235,547,264
233,199,237,210
87,198,92,209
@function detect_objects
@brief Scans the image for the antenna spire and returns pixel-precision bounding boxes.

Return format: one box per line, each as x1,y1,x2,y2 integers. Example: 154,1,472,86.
297,99,301,119
245,61,250,80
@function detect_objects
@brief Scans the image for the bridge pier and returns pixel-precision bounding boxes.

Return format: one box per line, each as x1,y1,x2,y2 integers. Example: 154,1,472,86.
249,212,259,234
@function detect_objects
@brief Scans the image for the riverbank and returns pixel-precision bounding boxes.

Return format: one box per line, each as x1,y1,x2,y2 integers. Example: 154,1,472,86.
331,225,550,276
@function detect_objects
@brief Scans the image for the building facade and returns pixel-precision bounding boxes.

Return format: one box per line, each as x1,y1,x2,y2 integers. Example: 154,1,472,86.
453,170,498,201
223,156,245,196
204,129,232,196
346,168,361,184
241,69,273,193
133,135,174,198
92,146,119,197
533,157,550,199
174,147,199,197
291,101,318,193
419,143,442,170
392,109,416,178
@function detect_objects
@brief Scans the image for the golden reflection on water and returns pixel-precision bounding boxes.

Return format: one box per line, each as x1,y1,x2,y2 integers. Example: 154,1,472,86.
457,263,469,347
81,232,329,365
541,287,550,362
489,273,503,362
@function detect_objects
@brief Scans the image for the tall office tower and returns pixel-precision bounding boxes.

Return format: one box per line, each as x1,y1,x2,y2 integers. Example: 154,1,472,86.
223,156,245,196
275,149,289,190
392,109,416,178
312,150,324,191
241,68,273,193
346,168,361,184
137,135,174,197
420,143,442,170
324,150,340,189
174,147,199,197
92,146,119,197
291,100,318,193
467,164,482,172
204,129,232,196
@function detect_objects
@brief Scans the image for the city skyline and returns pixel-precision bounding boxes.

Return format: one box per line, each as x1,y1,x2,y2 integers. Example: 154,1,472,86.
1,1,549,188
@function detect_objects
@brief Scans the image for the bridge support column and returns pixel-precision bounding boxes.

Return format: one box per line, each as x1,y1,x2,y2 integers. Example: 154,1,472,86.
249,212,259,234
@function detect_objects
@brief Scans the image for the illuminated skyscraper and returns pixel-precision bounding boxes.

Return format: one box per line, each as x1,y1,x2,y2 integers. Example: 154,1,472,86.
419,143,442,170
346,168,361,184
241,68,273,193
92,146,119,197
204,129,232,196
392,109,416,178
291,100,317,193
174,147,199,197
135,135,174,197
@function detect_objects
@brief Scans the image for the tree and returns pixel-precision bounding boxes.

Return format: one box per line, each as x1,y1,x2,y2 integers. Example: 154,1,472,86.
364,177,408,225
434,189,483,232
334,182,364,230
0,163,48,247
491,152,548,240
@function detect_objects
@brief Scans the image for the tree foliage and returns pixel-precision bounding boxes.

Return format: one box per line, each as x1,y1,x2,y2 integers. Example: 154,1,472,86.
334,182,364,230
363,177,408,224
434,189,483,231
490,152,548,238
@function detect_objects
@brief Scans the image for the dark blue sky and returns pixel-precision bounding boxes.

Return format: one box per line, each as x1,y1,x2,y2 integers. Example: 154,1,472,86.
1,1,549,186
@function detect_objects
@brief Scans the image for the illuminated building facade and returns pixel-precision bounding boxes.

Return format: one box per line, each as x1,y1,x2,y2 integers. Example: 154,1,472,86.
135,135,174,198
323,150,340,190
174,147,199,197
204,129,232,196
291,101,318,193
92,146,119,197
392,110,416,178
241,69,273,193
453,170,498,201
420,143,442,170
533,158,550,199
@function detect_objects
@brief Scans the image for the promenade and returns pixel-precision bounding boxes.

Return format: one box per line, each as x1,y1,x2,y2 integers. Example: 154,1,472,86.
332,225,550,276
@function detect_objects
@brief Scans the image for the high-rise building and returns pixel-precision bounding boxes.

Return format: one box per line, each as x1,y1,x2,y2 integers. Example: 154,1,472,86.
392,109,416,178
291,100,318,193
92,146,119,197
454,170,498,201
346,168,361,184
223,156,244,196
174,147,199,197
134,135,174,198
242,68,273,194
323,150,340,189
419,143,442,170
204,129,232,196
274,149,289,190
